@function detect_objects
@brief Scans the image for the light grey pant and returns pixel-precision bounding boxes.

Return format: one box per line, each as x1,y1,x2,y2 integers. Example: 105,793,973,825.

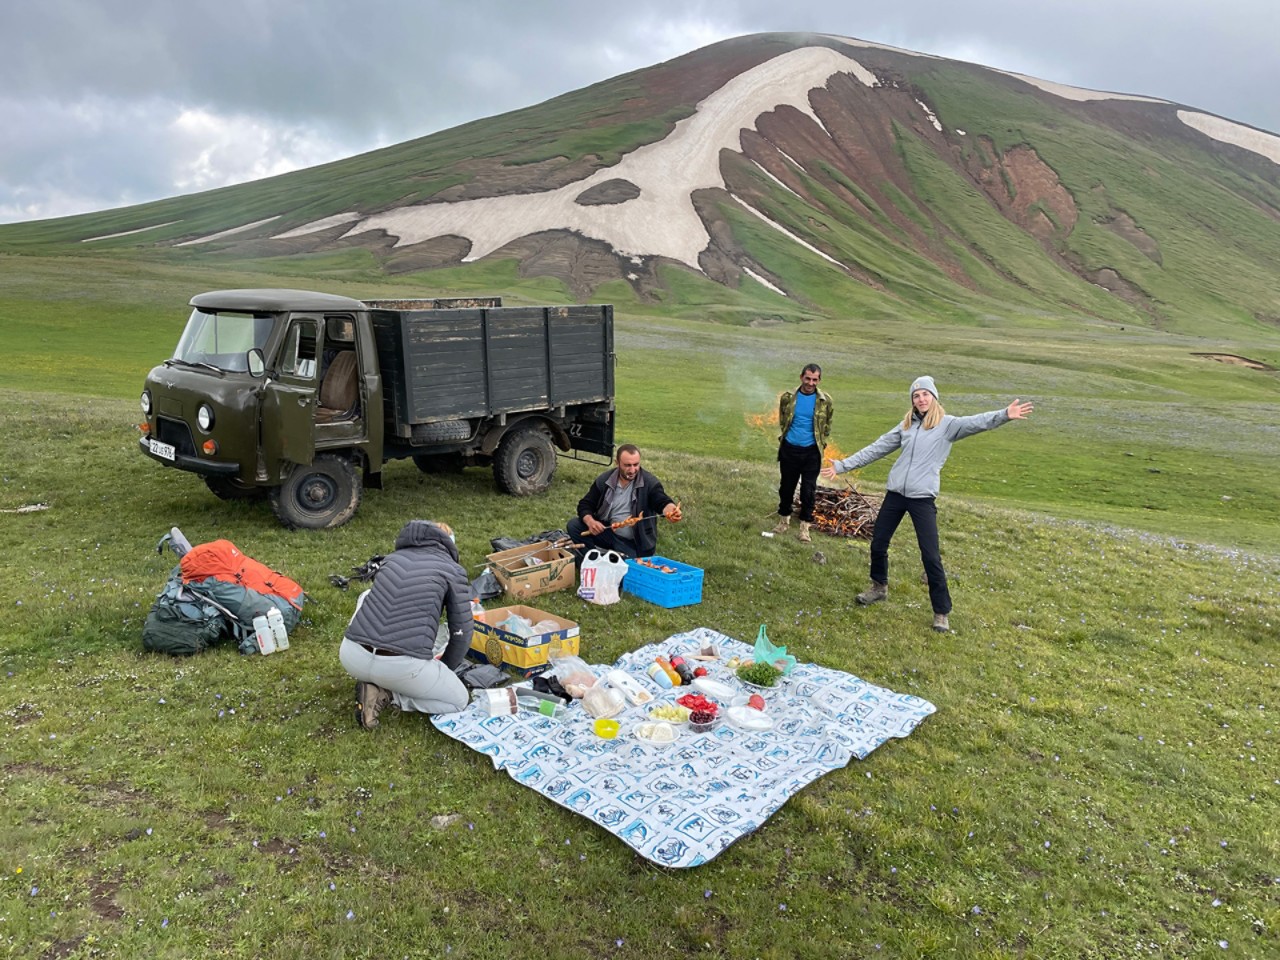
339,637,469,715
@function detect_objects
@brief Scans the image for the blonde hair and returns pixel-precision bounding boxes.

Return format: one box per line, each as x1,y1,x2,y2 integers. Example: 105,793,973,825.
429,521,454,538
902,402,945,430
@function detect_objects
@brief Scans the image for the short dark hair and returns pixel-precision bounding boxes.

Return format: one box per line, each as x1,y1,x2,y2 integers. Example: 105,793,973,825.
802,364,822,377
616,443,640,462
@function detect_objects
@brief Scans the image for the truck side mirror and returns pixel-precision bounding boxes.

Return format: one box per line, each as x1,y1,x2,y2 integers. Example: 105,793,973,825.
247,348,266,378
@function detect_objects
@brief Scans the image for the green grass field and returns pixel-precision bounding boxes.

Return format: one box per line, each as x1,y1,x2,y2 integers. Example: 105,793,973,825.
2,257,1278,959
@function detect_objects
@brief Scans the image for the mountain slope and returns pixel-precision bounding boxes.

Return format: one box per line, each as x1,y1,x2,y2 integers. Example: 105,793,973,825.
3,32,1279,334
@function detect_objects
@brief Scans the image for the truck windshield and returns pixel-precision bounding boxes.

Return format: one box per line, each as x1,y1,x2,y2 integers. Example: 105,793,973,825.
172,309,276,372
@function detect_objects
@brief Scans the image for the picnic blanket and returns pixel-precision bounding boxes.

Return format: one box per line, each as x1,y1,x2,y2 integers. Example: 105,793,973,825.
430,627,936,868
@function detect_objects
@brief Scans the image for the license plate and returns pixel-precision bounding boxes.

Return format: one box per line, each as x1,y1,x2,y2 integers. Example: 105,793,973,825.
148,438,176,461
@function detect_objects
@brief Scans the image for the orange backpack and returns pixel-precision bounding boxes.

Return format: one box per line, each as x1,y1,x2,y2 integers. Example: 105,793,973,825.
180,539,304,610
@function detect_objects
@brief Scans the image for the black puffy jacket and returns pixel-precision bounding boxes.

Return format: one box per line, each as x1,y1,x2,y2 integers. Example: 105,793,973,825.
344,520,473,669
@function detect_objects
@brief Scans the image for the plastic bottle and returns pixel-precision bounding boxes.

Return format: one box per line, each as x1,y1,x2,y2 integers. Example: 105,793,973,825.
252,615,277,655
646,661,673,689
266,606,289,650
517,695,565,718
655,656,682,686
669,655,694,685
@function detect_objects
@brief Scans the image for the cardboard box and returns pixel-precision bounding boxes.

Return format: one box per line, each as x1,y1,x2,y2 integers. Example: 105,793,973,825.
485,541,576,599
468,604,580,677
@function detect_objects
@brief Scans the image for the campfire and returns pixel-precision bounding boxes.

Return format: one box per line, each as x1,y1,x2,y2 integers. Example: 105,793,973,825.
745,403,881,539
798,485,881,540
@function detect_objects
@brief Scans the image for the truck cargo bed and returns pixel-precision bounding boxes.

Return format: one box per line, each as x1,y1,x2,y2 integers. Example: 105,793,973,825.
370,304,614,429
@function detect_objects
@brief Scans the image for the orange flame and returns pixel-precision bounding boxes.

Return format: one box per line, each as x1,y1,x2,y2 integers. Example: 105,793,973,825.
745,409,780,431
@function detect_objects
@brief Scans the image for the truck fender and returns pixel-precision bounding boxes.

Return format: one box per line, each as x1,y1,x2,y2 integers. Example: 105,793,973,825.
479,415,569,455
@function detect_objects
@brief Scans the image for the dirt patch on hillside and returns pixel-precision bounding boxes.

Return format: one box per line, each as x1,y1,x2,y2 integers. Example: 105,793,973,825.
498,230,643,301
1085,266,1150,305
1097,210,1162,263
970,140,1078,237
1191,352,1276,371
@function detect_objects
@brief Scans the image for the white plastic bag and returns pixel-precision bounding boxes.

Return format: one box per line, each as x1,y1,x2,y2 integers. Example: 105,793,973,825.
577,549,628,605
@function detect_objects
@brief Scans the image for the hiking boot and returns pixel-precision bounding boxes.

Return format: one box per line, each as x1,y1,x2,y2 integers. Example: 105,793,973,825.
355,681,392,729
772,515,791,535
798,521,812,543
932,613,950,633
856,581,887,605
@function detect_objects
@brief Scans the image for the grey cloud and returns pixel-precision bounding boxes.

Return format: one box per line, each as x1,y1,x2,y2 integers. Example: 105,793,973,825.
1,0,1277,223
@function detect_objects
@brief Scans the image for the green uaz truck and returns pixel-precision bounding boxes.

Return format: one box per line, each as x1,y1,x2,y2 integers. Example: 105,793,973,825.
139,289,615,529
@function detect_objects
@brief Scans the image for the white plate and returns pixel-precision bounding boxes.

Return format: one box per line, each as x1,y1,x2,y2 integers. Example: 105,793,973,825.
691,677,735,700
726,705,774,731
633,721,679,746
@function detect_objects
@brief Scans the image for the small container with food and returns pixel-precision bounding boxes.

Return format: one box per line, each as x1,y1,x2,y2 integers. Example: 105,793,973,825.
687,709,718,734
647,703,691,725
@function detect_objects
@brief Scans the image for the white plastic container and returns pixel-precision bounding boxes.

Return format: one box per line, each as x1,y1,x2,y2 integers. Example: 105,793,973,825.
252,615,277,655
266,606,289,650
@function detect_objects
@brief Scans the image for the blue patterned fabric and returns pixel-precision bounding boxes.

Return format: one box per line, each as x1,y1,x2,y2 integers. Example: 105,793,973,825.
430,627,936,868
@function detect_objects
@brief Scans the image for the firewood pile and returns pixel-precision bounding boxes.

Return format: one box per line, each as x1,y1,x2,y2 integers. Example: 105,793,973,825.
796,486,881,540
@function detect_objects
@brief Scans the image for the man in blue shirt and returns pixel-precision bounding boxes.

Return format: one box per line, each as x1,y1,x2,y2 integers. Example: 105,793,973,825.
774,364,834,543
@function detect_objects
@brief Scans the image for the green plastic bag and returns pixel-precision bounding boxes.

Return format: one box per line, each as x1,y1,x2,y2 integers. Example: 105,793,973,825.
753,624,796,675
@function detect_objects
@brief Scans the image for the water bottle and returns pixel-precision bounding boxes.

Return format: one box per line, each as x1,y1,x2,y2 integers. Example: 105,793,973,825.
266,606,289,650
646,661,673,689
252,615,277,655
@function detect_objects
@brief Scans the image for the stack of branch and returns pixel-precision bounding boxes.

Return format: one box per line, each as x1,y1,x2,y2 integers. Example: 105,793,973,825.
796,486,881,540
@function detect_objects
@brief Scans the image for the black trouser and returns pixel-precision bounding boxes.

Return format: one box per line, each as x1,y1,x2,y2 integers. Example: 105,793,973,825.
869,490,951,614
777,441,822,522
566,516,639,563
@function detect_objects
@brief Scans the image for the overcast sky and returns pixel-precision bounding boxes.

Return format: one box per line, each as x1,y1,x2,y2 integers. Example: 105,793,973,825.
2,0,1276,224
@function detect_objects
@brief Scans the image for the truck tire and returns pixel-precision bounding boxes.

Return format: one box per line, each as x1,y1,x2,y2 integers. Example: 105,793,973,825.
493,425,557,496
413,452,465,475
269,455,362,530
204,476,267,501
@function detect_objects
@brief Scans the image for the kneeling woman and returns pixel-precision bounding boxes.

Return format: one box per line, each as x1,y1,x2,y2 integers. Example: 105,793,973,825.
821,377,1033,633
340,519,472,727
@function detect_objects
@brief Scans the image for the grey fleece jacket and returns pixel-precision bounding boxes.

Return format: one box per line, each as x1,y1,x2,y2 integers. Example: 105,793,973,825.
344,520,473,669
832,407,1010,499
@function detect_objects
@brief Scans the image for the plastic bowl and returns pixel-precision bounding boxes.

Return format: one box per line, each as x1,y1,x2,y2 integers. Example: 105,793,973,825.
689,718,718,734
593,718,620,739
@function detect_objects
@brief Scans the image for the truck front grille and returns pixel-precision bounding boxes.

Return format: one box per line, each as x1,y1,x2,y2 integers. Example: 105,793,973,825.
154,417,197,457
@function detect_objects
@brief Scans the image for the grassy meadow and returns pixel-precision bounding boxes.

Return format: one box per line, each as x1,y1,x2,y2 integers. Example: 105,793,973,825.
1,256,1279,959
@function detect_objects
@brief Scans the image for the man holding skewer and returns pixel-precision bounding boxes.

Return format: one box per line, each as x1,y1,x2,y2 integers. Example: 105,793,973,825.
567,444,681,560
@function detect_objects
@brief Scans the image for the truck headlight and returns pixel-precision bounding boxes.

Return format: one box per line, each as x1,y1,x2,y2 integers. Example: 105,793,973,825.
140,390,152,415
197,404,214,432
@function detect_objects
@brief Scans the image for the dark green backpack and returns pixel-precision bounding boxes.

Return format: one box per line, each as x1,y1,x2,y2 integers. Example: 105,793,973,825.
141,571,231,656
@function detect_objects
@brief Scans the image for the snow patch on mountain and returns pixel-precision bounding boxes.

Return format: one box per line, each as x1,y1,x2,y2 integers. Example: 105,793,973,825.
273,46,875,269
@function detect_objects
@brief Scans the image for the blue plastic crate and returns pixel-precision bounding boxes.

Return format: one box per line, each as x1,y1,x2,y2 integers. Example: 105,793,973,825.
623,555,704,608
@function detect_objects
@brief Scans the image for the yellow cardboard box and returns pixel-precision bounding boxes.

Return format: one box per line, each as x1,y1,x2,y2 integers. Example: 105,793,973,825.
485,542,576,599
469,604,580,677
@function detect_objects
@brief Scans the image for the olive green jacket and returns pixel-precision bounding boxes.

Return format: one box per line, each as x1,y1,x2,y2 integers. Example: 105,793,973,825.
778,388,834,449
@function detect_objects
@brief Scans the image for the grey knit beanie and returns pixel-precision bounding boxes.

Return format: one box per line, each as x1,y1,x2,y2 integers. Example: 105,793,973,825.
909,375,939,400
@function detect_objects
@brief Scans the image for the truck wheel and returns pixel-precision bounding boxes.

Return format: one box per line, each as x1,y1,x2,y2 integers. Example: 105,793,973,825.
204,476,267,501
493,425,557,496
413,452,465,475
270,455,362,529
